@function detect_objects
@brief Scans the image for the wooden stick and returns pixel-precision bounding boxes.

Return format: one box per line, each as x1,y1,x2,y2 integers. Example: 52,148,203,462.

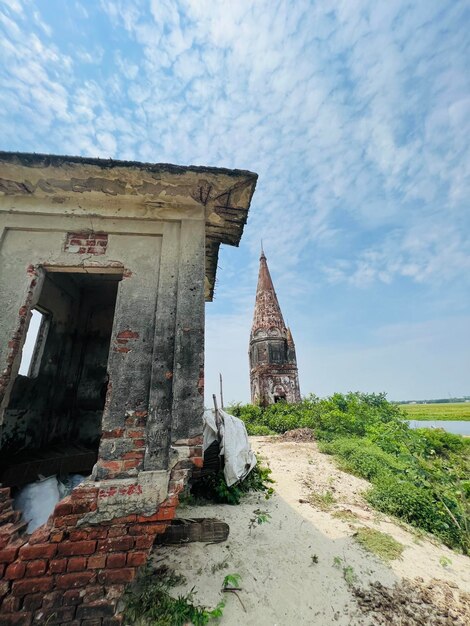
219,372,224,409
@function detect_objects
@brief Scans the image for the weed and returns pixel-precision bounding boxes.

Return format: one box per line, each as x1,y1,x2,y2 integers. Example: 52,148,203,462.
332,509,358,522
228,393,470,553
191,463,274,505
310,554,319,565
354,528,404,562
439,556,452,568
211,560,229,574
333,555,343,568
309,489,336,511
343,565,357,586
222,573,242,590
249,508,271,532
124,565,224,626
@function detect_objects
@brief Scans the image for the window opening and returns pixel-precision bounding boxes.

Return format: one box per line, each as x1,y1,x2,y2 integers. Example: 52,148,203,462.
18,309,47,377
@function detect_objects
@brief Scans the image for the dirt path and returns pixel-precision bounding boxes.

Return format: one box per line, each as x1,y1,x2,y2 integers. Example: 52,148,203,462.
152,437,470,625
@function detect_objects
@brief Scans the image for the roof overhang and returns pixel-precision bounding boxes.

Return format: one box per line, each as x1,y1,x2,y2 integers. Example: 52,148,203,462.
0,151,258,301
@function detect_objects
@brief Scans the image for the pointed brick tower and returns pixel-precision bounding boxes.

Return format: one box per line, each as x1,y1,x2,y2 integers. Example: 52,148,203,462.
249,248,301,405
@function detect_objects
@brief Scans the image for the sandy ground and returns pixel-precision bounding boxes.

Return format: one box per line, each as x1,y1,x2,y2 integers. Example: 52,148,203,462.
152,437,470,625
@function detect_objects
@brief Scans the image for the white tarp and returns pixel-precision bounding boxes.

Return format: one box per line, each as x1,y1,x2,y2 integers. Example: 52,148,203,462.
203,408,257,487
14,473,86,533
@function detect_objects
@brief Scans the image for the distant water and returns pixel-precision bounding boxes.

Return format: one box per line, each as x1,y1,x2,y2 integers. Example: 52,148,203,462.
407,420,470,436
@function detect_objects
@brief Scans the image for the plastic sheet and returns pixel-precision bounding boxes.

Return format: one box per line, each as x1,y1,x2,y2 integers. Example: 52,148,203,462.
203,408,257,487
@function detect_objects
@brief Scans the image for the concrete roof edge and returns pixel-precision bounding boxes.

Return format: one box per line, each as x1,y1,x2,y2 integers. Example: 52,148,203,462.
0,150,259,182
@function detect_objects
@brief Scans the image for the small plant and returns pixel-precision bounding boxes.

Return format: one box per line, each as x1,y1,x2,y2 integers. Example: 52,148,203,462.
309,489,337,511
124,565,225,625
310,554,319,565
222,573,246,613
354,528,404,562
343,565,357,586
439,556,452,568
191,463,274,505
333,555,343,568
249,509,271,532
332,509,358,522
222,573,242,590
211,559,229,574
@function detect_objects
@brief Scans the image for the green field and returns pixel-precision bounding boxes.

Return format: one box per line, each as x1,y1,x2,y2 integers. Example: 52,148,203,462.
399,402,470,421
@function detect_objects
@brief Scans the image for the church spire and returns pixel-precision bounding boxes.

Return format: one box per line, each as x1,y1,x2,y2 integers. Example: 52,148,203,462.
249,247,301,406
251,249,286,336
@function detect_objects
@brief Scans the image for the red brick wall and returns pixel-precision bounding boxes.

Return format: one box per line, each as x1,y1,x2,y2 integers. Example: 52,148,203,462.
64,232,108,256
0,439,203,626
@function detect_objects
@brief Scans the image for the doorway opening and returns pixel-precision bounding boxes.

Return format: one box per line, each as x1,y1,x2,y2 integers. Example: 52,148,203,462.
0,269,121,489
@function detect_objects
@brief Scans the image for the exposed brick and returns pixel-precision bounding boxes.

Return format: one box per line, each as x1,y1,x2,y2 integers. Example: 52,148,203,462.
27,526,50,545
0,487,10,502
55,572,95,589
101,429,125,439
49,530,64,543
192,456,204,468
53,514,80,528
97,568,135,584
68,529,90,542
86,528,108,540
5,561,26,580
136,509,172,523
116,330,139,340
42,591,62,609
76,600,115,619
127,429,145,438
107,526,127,538
62,589,82,606
1,595,21,612
33,606,76,624
0,541,23,563
134,535,154,549
25,560,47,577
67,556,87,572
82,585,104,603
22,593,42,611
57,540,96,556
72,500,97,514
109,515,137,524
97,537,133,553
126,551,147,567
106,553,126,569
53,498,73,516
70,487,99,502
81,620,102,626
87,554,106,569
48,559,66,574
0,611,33,625
129,523,166,536
19,543,57,561
12,576,53,596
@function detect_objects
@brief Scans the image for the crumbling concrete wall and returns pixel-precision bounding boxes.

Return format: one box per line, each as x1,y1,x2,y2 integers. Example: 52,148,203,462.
0,152,257,624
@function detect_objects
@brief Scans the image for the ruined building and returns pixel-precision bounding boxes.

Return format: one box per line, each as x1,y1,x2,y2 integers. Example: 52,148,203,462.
0,151,257,624
249,249,301,405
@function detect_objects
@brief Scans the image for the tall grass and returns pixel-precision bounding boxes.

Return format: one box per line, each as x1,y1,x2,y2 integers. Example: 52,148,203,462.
228,393,470,554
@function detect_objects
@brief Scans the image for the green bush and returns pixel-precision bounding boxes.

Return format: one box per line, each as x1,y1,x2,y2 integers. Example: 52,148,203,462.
191,463,274,505
226,392,470,553
319,437,407,480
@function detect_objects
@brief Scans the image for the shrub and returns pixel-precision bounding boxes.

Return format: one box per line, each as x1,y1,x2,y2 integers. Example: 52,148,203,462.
227,392,470,553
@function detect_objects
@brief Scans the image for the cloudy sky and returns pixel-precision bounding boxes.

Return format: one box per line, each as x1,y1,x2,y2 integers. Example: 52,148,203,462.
1,0,469,404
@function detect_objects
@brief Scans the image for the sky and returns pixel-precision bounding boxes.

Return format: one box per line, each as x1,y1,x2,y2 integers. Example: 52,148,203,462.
1,0,469,404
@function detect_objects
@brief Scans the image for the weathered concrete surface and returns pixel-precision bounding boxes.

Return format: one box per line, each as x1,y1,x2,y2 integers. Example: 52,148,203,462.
0,152,257,624
249,250,301,405
0,151,258,301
